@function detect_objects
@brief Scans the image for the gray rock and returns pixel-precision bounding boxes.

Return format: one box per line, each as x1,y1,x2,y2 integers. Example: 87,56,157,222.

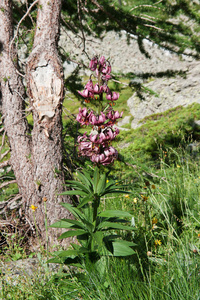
0,258,63,288
194,120,200,127
16,29,200,129
63,61,78,77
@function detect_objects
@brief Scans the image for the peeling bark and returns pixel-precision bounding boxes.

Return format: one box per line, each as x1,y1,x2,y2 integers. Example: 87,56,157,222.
0,0,72,248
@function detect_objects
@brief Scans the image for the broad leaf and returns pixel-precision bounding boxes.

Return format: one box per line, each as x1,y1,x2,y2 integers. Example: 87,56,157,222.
93,166,100,193
60,190,87,196
49,220,74,229
77,195,94,208
51,249,79,257
97,221,134,231
64,181,91,194
46,257,64,264
50,219,88,230
58,229,88,239
60,203,86,221
112,240,137,247
77,171,93,190
112,241,135,256
97,173,106,195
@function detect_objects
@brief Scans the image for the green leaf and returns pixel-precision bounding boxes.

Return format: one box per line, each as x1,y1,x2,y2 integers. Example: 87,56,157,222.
46,257,64,264
56,207,94,232
77,195,94,208
113,240,137,247
77,171,93,189
58,229,88,239
60,203,86,221
52,249,79,257
93,166,100,193
64,181,91,194
98,210,133,218
97,222,134,231
46,249,80,264
93,231,104,245
49,220,74,229
112,241,135,256
50,219,87,230
97,173,106,195
60,190,87,196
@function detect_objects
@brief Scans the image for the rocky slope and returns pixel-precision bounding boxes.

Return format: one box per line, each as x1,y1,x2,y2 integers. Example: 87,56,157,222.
60,30,200,129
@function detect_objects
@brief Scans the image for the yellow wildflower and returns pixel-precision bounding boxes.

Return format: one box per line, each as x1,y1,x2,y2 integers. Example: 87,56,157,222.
152,217,158,225
124,194,130,198
177,165,180,168
30,204,37,211
106,180,109,183
133,198,138,204
155,239,162,246
141,195,148,201
198,233,200,238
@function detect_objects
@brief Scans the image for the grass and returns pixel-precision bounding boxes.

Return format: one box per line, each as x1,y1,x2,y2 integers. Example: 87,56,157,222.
1,146,200,299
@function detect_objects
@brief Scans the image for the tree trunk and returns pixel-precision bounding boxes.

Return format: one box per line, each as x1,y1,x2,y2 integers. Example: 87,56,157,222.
0,0,72,249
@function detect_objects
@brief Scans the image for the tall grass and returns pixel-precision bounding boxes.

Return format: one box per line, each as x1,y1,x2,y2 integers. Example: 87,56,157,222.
1,147,200,299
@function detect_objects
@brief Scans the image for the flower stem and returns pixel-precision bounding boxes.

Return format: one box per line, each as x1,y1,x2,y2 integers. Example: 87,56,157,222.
93,195,100,223
44,201,49,255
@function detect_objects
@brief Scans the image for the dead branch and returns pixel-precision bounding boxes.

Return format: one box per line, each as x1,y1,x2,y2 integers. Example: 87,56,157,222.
0,194,22,213
77,0,86,52
0,179,17,190
144,24,164,31
112,79,129,86
13,89,29,104
1,150,10,160
0,131,6,154
0,160,10,169
9,0,39,57
130,3,163,12
25,0,35,26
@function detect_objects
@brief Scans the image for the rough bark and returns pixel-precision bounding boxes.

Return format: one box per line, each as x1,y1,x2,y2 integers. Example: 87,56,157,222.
0,0,35,208
0,0,72,249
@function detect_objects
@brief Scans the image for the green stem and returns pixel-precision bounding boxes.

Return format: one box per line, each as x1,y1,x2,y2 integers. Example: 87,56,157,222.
98,72,103,114
33,212,43,252
93,195,100,223
44,201,49,256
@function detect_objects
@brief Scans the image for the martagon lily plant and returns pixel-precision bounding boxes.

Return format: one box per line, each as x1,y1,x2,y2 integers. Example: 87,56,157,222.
76,55,122,165
48,56,135,266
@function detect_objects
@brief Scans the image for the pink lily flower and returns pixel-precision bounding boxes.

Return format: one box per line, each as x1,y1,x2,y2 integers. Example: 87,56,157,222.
93,84,103,94
89,56,98,71
106,91,119,101
85,79,94,91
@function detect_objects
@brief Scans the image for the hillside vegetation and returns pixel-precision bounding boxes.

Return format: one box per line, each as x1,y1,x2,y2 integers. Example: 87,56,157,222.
1,79,200,299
